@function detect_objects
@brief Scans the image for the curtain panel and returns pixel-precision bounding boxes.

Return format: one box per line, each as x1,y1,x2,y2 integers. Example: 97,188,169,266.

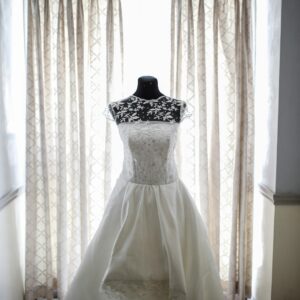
170,0,254,299
25,0,254,299
25,0,123,298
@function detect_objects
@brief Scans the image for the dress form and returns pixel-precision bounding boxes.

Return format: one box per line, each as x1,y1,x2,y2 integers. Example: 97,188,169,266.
132,76,165,100
106,76,188,124
65,77,224,300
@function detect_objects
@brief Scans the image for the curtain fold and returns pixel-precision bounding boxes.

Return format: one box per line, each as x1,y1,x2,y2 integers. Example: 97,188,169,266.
170,0,254,299
25,0,123,299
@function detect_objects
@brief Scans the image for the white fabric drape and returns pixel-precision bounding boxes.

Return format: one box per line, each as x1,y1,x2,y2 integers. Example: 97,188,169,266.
25,0,254,299
25,0,123,299
170,0,254,299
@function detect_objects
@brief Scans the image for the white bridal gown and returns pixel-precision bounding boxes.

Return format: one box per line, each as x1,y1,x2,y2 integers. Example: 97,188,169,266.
64,95,224,300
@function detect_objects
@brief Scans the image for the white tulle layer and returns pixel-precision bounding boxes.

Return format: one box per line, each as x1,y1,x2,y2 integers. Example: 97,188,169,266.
64,174,224,300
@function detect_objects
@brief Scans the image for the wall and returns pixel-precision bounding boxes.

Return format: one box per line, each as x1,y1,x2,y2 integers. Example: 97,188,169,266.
271,2,300,297
0,194,25,300
276,0,300,195
271,205,300,300
253,0,300,299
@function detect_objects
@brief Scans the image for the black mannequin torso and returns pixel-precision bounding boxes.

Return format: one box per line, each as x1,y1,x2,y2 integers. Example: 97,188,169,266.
132,76,165,100
109,76,187,124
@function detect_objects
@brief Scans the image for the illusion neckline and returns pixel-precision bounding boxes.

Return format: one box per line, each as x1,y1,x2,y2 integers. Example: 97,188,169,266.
130,95,167,102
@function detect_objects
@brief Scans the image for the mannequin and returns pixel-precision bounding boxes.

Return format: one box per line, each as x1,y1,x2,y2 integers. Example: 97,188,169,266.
132,76,165,100
108,75,188,124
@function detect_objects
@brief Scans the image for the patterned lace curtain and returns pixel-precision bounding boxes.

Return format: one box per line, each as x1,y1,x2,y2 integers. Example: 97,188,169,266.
171,0,254,299
25,0,123,298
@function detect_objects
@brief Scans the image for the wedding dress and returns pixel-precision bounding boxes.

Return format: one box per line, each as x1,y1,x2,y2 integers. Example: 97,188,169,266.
64,95,224,300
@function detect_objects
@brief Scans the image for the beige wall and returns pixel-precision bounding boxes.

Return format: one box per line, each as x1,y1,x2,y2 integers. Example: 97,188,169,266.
253,192,300,300
271,204,300,300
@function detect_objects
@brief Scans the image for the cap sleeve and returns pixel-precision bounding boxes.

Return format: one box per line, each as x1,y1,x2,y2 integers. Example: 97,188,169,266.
102,103,115,122
180,101,193,122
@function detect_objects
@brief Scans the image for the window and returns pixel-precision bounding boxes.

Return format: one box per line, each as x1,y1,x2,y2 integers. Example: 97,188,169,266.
0,0,26,210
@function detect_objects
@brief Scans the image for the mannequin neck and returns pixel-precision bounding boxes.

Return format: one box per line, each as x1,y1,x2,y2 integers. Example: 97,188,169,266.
132,76,164,99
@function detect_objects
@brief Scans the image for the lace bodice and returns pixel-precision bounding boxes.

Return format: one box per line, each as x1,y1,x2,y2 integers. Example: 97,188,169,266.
103,96,192,185
103,95,192,124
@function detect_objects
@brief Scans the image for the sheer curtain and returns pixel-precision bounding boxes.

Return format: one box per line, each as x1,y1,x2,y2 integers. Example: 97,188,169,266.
170,0,254,299
0,0,26,210
25,0,254,299
25,0,123,299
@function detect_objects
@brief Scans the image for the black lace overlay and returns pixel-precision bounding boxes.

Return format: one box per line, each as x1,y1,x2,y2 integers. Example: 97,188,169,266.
107,95,189,124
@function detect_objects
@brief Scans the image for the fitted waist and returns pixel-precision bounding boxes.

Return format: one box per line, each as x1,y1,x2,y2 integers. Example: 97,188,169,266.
120,162,179,185
126,175,179,186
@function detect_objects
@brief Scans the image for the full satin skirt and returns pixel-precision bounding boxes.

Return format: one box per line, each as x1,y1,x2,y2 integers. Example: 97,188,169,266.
64,175,224,300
